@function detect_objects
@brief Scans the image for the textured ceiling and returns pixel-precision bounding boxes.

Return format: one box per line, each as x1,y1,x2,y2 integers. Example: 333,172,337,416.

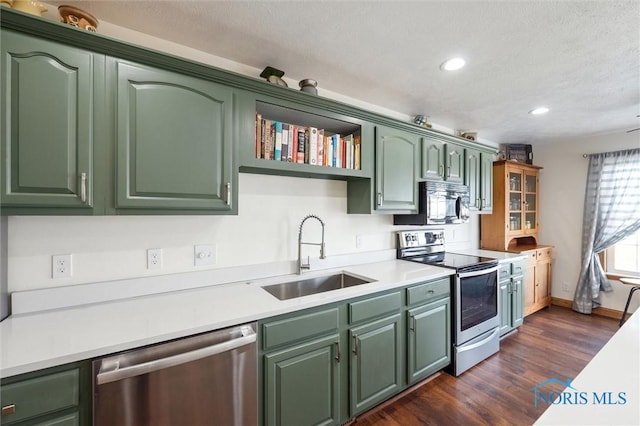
45,0,640,145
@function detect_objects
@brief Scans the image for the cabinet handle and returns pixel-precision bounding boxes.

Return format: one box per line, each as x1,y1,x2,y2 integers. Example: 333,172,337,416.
409,316,416,331
447,166,451,178
439,164,444,177
225,182,231,206
80,172,87,203
335,341,341,362
476,198,480,208
1,404,16,416
352,335,359,356
481,198,485,209
377,192,382,206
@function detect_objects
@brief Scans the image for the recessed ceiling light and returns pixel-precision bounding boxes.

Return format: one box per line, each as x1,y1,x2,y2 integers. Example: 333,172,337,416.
440,57,466,71
529,107,549,115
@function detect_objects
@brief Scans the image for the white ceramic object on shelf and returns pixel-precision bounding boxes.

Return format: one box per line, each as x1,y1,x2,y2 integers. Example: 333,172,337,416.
11,0,47,16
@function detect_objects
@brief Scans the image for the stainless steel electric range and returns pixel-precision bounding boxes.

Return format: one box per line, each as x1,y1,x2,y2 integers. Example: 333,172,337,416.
397,229,500,376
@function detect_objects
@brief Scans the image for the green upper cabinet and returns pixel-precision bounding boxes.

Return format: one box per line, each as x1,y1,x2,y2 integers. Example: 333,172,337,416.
1,30,99,212
375,125,419,211
421,137,445,180
465,147,494,212
445,142,465,183
421,136,464,183
111,59,235,212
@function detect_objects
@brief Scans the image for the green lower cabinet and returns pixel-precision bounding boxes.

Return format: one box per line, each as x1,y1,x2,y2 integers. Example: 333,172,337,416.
511,277,524,329
499,259,525,336
0,362,90,426
349,314,402,416
407,297,451,384
264,334,341,426
499,279,513,335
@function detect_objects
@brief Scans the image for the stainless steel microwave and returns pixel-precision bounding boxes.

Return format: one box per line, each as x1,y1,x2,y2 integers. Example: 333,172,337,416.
393,181,470,225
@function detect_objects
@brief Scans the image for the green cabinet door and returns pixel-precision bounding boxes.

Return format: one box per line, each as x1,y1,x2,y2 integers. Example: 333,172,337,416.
349,314,402,416
407,297,451,384
113,59,234,211
375,126,419,211
465,148,481,210
480,150,494,211
1,31,95,209
499,280,513,335
421,136,445,180
512,277,524,328
445,143,464,183
264,334,340,426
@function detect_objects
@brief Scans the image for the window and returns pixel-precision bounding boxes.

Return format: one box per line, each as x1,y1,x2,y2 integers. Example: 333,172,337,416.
605,228,640,278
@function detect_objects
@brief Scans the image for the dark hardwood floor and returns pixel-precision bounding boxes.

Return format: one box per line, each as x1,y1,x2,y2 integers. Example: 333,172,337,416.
353,306,619,426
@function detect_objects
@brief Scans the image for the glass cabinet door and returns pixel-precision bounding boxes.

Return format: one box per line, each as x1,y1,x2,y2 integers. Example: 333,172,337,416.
524,172,538,233
508,171,522,232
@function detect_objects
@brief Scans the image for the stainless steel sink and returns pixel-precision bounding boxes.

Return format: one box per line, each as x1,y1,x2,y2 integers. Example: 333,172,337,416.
262,273,374,300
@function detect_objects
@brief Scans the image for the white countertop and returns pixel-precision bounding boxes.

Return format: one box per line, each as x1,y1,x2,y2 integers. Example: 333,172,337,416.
0,260,453,378
535,308,639,425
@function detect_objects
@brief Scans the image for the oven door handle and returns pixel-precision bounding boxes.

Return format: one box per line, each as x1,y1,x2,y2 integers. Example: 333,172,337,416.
457,265,498,279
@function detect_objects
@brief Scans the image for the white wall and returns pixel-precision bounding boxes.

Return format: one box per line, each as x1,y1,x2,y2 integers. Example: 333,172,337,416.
8,173,480,292
536,130,640,312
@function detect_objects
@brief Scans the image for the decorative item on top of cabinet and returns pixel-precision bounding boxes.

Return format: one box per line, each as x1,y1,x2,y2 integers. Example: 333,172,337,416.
480,161,543,250
58,5,99,32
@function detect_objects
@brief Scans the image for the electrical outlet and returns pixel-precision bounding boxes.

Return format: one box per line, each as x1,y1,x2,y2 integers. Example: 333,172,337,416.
52,254,72,278
147,248,163,270
356,235,364,249
194,244,216,266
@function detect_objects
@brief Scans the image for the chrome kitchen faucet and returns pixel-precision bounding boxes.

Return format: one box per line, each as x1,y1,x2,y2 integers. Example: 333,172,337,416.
298,214,326,274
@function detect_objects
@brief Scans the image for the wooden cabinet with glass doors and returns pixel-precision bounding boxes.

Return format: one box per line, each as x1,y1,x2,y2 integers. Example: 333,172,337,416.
480,161,543,251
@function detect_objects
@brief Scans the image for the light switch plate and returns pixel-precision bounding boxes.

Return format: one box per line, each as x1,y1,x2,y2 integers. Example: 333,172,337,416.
194,244,216,266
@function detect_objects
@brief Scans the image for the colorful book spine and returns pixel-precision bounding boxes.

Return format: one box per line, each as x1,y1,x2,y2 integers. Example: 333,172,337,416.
274,122,283,161
263,119,272,160
289,126,296,162
354,133,361,170
255,113,262,158
308,127,318,165
297,128,306,163
281,123,289,161
317,129,324,166
326,135,334,167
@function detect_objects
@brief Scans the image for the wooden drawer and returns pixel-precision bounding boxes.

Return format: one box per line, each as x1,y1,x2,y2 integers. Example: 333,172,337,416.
262,307,339,350
1,369,79,425
406,277,450,306
524,250,537,265
349,291,402,324
537,248,552,261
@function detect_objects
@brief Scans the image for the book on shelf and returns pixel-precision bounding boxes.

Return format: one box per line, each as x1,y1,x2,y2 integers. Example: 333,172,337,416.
317,129,324,167
296,128,306,163
254,113,361,170
255,113,262,158
308,127,318,165
274,122,283,161
281,123,289,161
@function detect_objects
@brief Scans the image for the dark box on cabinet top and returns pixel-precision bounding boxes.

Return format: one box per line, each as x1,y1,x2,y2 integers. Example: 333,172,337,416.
503,144,533,164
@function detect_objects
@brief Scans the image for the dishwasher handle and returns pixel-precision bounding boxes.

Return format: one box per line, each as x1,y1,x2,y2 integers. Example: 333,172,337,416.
96,327,256,385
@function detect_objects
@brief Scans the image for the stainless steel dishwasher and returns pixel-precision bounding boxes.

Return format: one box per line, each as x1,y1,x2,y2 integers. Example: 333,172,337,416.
93,323,257,426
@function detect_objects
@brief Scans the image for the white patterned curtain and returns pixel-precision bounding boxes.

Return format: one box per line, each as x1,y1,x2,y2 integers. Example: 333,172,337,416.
574,148,640,314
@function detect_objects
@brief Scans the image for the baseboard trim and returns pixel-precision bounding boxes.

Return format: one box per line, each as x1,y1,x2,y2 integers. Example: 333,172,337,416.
551,297,623,320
